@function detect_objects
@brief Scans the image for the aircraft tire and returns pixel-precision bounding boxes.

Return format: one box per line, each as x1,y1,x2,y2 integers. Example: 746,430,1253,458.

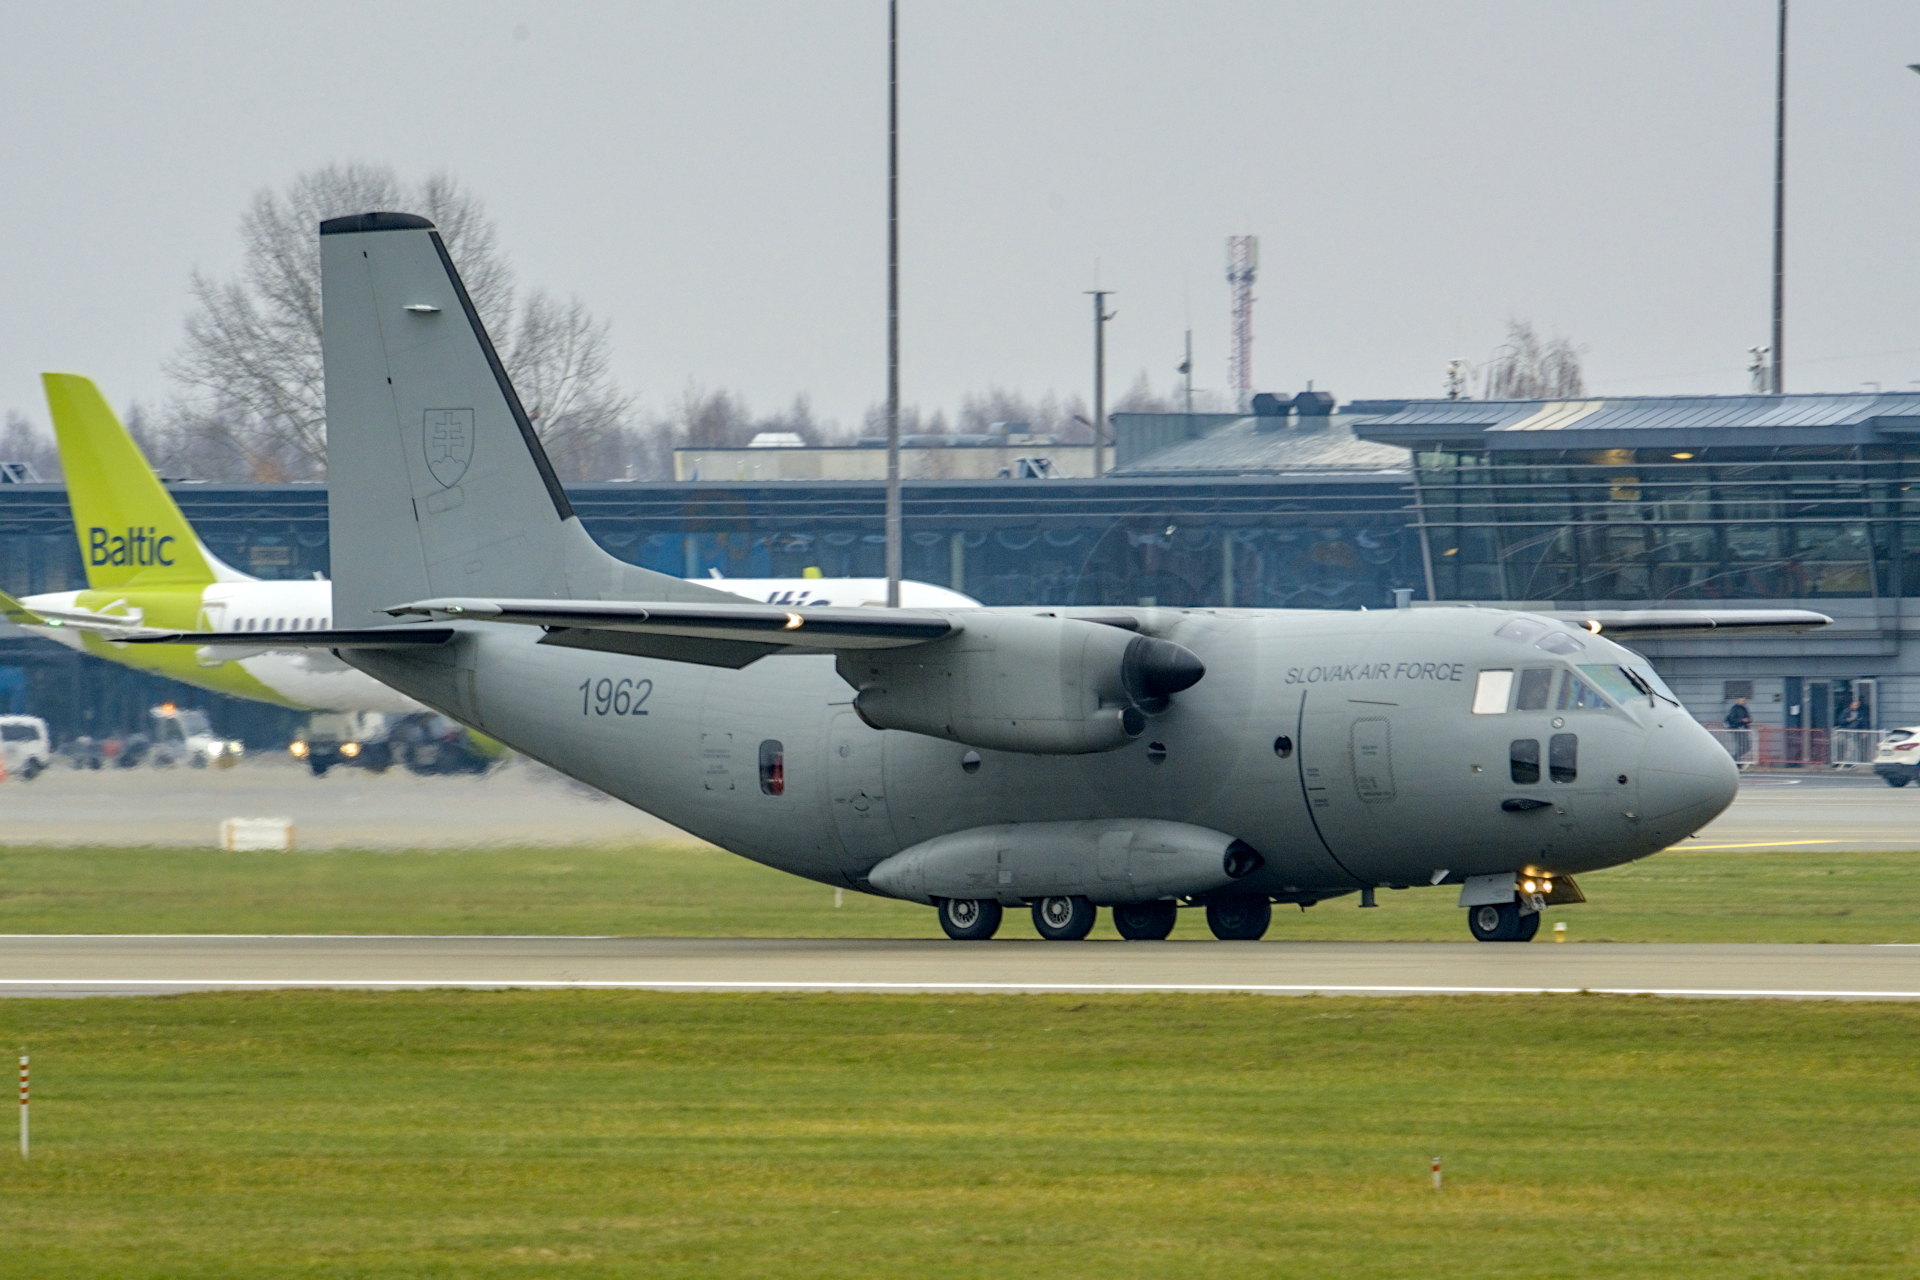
1517,910,1542,942
1887,775,1910,788
1205,894,1271,941
937,897,1003,941
1031,895,1097,941
307,758,331,778
1112,900,1177,940
1468,901,1526,942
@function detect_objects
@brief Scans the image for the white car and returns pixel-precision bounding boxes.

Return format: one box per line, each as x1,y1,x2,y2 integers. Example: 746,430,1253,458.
1872,727,1920,787
0,715,52,780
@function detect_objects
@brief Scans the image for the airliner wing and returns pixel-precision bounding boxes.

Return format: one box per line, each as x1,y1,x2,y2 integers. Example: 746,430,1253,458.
1543,609,1832,637
384,597,957,669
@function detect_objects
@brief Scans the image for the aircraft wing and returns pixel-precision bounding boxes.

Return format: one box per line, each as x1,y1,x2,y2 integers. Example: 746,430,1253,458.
121,627,458,649
384,596,957,669
1543,608,1832,637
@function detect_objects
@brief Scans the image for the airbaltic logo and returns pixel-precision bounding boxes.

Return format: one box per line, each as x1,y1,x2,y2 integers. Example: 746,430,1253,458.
424,409,474,488
89,526,176,568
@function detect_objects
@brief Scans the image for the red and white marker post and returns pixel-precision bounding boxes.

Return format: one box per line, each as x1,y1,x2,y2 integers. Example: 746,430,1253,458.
18,1055,27,1159
1430,1155,1441,1190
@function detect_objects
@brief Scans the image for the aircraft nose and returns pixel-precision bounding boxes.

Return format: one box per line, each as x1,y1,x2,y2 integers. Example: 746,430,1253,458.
1636,715,1739,831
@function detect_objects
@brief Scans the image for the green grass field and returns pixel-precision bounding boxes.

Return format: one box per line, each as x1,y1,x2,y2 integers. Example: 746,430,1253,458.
0,991,1914,1278
0,842,1917,942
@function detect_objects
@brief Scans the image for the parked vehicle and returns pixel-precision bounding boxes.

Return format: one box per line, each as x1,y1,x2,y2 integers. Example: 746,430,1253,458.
0,715,52,780
1872,727,1920,787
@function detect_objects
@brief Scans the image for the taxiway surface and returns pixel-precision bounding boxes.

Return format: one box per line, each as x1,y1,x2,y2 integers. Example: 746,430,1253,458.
3,935,1915,999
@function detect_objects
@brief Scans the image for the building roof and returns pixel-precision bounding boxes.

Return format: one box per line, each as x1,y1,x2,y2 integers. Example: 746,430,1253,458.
1109,413,1410,477
1351,392,1920,451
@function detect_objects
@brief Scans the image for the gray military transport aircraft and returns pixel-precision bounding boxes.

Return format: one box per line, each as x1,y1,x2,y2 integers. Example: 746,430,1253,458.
138,212,1831,943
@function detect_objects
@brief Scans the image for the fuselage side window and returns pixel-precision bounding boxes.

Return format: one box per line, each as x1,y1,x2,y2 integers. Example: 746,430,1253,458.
758,739,785,796
1471,670,1514,715
1550,733,1578,783
1510,738,1541,784
1515,667,1554,711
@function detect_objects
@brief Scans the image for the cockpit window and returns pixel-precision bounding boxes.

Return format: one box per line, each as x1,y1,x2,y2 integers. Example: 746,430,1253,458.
1471,670,1514,714
1515,668,1554,711
1495,618,1550,644
1578,664,1644,706
1556,674,1613,712
1535,630,1586,656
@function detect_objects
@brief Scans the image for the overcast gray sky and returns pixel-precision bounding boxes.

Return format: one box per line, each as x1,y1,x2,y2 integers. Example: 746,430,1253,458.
4,0,1920,435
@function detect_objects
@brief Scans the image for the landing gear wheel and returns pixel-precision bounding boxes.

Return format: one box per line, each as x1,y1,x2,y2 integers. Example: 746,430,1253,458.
307,758,330,778
1031,895,1097,941
1112,900,1177,940
1469,901,1529,942
1888,775,1911,788
1205,894,1271,940
1517,910,1542,942
938,897,1003,941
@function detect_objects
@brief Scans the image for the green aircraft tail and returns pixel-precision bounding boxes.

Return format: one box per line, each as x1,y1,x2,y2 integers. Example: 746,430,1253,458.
41,373,220,590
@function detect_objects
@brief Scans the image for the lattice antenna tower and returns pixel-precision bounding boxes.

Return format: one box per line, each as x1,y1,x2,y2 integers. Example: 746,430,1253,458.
1225,235,1259,406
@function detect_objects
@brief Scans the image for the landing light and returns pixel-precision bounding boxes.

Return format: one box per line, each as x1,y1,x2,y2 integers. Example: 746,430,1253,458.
1671,452,1695,460
341,742,362,758
289,742,309,759
1523,879,1538,894
784,613,804,630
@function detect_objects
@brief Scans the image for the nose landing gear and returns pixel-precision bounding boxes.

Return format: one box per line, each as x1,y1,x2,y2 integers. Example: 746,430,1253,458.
1467,900,1542,943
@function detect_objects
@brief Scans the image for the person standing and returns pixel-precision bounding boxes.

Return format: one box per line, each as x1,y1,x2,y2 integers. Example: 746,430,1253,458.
1725,695,1753,765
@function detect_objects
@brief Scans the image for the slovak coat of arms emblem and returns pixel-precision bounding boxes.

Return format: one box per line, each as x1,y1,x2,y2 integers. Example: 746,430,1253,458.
423,409,474,488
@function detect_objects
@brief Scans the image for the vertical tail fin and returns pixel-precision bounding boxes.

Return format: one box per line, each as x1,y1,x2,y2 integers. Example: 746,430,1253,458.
319,212,731,625
40,373,234,589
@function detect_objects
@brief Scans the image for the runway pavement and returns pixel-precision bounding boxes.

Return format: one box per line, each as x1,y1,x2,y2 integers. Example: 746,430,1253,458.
2,935,1915,999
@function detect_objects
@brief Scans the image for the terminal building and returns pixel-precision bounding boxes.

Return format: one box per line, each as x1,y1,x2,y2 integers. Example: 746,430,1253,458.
3,388,1916,746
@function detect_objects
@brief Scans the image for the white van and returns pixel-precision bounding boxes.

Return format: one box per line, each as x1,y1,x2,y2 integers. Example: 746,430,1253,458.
0,715,52,780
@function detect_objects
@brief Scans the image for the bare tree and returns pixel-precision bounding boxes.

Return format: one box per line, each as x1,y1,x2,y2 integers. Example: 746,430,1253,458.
168,164,633,479
0,411,60,481
1482,320,1586,399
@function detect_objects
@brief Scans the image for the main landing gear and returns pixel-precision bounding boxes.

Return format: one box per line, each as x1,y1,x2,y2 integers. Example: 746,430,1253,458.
1467,900,1541,943
1204,894,1272,941
1112,900,1177,940
937,897,1003,941
1032,895,1098,941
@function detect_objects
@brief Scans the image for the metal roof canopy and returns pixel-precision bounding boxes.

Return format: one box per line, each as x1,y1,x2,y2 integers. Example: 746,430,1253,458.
1352,392,1920,451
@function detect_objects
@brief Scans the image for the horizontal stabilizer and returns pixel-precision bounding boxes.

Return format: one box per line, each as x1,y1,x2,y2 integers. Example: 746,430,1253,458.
385,597,956,668
122,627,457,649
1543,609,1832,638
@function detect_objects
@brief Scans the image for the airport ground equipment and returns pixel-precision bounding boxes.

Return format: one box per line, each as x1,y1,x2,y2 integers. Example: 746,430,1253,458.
137,212,1829,941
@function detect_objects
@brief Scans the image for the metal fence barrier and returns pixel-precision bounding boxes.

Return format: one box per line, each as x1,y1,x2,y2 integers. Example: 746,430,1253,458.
1705,725,1888,770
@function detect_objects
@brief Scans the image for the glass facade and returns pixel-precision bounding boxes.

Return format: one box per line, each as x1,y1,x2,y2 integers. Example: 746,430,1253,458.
1413,446,1912,603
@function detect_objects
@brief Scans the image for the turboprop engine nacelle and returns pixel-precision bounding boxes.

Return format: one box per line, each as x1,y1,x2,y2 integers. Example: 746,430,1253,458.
837,613,1204,755
866,819,1264,906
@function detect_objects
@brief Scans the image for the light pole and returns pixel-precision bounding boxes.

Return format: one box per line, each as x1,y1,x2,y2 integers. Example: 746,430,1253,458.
1086,291,1115,476
884,0,901,606
1770,0,1787,393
